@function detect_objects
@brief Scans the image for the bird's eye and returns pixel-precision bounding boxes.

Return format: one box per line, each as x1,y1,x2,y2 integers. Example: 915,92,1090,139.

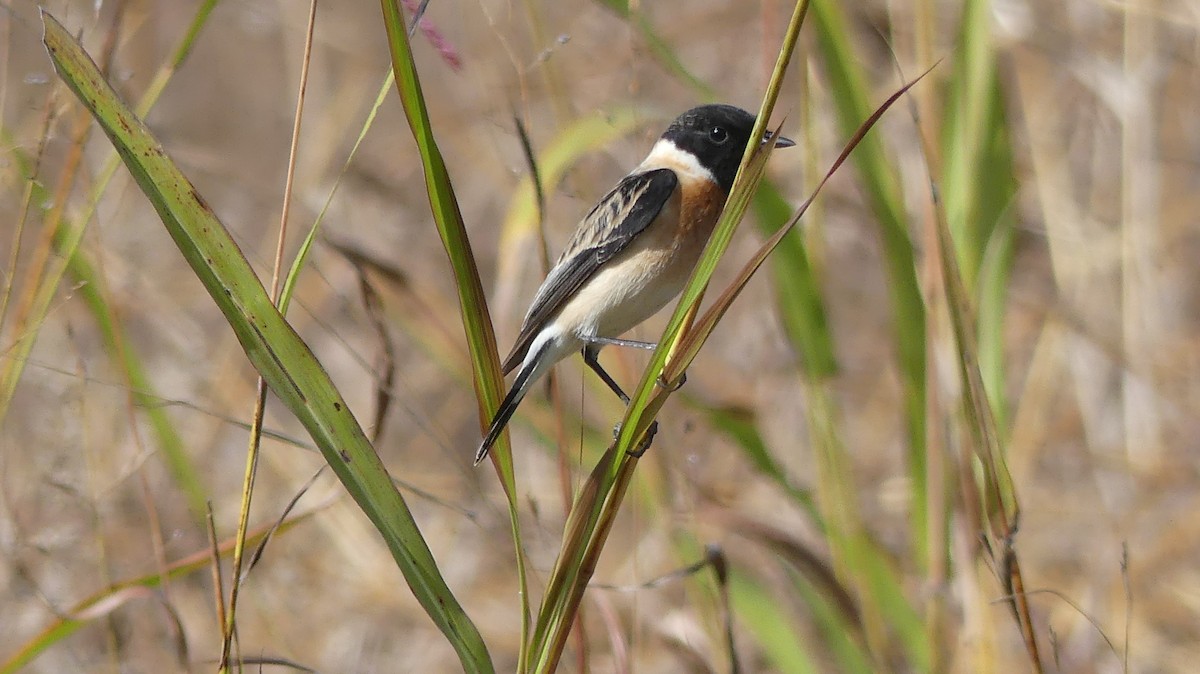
709,126,728,144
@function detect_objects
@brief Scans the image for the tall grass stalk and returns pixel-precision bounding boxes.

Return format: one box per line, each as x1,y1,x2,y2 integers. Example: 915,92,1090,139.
379,0,542,668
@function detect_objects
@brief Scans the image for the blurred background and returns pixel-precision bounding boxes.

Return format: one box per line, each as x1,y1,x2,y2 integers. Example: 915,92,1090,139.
2,0,1198,672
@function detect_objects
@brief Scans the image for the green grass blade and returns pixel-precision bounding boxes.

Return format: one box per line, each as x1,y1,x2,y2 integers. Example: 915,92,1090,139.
806,381,930,667
726,520,872,672
976,195,1014,429
934,0,1026,657
784,569,875,674
681,522,869,674
379,0,505,433
941,0,1019,430
378,1,524,667
42,13,492,671
941,0,997,287
944,82,1019,429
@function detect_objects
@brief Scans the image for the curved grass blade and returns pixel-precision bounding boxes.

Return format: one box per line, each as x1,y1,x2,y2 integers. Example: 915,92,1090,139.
671,532,825,674
41,12,492,672
731,569,823,674
378,1,520,669
715,519,874,674
380,0,507,450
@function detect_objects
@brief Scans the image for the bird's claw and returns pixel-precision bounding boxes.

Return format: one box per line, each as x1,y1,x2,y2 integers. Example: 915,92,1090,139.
612,419,659,457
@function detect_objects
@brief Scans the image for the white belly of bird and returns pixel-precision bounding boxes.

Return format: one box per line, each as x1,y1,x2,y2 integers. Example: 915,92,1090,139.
558,247,691,342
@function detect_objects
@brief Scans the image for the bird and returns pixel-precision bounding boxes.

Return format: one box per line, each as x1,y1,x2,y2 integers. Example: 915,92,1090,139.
475,104,793,464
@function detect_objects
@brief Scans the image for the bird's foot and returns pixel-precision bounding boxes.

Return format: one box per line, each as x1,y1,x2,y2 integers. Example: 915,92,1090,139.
613,419,658,457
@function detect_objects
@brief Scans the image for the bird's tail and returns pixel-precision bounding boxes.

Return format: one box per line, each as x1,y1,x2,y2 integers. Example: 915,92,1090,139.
474,337,554,464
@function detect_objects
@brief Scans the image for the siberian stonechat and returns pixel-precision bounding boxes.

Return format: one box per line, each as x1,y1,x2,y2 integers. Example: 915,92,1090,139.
476,104,792,463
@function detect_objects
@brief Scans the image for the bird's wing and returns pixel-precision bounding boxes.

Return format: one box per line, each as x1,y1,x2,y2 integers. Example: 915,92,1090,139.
501,168,678,374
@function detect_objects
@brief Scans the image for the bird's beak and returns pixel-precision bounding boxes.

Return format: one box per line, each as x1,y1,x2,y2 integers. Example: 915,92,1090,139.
768,132,795,149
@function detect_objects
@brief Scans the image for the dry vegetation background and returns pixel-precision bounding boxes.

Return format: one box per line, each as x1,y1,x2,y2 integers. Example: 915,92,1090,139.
2,0,1199,672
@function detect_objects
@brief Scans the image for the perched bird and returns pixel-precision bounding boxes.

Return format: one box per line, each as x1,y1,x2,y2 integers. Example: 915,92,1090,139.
476,104,793,463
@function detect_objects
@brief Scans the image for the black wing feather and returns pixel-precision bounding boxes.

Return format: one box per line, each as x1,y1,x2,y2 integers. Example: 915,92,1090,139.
501,168,678,374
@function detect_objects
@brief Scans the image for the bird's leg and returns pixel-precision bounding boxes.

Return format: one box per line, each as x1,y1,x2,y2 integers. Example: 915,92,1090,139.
582,345,659,456
582,345,630,403
582,335,688,393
